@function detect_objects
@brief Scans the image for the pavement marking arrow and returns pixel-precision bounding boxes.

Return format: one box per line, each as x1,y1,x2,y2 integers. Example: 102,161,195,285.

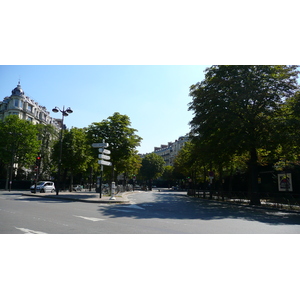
15,227,48,234
74,215,105,222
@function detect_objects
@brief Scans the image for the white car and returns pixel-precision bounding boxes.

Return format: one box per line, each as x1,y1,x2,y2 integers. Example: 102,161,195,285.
30,181,56,193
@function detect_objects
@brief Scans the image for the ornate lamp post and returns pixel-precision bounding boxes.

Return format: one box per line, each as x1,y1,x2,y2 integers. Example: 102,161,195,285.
52,106,73,195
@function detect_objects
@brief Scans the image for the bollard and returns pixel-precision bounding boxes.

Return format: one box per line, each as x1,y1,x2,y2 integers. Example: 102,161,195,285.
110,182,116,200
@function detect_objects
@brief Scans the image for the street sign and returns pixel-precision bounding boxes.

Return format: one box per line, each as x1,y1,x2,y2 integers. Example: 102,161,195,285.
98,154,110,160
98,148,111,154
98,160,112,166
92,143,109,148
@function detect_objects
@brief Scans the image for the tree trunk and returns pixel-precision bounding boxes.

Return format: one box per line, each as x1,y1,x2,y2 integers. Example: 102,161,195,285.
249,148,260,205
69,172,73,192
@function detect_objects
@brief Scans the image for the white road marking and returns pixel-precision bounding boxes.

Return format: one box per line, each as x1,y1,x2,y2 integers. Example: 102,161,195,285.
110,204,145,213
74,215,105,222
128,204,145,210
15,227,47,234
115,204,145,210
111,209,136,213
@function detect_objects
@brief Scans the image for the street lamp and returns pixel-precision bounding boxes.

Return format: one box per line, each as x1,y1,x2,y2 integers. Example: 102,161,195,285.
52,106,73,195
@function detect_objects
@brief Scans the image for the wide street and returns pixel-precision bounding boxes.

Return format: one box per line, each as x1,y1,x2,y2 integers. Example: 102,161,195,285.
1,189,300,233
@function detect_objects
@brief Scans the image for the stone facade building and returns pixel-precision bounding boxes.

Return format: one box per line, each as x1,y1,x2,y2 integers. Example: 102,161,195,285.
0,82,61,129
152,134,189,166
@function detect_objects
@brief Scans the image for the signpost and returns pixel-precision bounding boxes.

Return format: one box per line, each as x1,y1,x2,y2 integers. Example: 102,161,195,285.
92,140,111,198
98,154,110,161
98,160,112,166
92,143,109,148
99,148,111,155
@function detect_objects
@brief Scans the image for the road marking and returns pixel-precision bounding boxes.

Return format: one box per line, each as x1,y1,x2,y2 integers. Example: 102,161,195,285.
74,215,105,222
128,204,145,210
115,204,145,210
111,209,136,213
15,227,47,234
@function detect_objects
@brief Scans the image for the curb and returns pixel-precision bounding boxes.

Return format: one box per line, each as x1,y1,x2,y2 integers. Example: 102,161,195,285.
187,194,300,214
22,192,130,204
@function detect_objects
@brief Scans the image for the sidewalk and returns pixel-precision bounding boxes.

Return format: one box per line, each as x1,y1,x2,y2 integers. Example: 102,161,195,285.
22,190,132,204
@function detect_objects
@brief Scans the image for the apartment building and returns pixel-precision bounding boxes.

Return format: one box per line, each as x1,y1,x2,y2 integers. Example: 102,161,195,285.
0,82,61,129
153,134,189,166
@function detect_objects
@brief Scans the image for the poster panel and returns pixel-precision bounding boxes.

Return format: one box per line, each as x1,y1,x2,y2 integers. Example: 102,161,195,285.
278,173,293,192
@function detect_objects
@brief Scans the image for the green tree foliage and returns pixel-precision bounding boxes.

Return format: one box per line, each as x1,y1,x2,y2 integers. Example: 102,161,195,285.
188,65,299,205
86,112,142,181
161,165,175,187
274,91,300,170
117,152,142,184
52,127,92,190
139,153,165,189
35,124,59,179
173,141,199,178
0,115,40,186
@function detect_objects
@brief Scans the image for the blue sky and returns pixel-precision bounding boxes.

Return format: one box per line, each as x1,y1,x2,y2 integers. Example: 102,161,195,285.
0,65,209,153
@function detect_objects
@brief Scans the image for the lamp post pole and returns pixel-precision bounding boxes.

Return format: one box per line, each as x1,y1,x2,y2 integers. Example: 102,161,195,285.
52,106,73,195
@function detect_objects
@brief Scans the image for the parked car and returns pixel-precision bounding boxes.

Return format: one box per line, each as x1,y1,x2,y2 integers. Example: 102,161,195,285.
30,181,56,193
73,185,82,192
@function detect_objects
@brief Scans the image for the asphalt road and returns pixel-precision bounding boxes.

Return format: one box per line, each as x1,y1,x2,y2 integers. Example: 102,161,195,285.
1,189,300,233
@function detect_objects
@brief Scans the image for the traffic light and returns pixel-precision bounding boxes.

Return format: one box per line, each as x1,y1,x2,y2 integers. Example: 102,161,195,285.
35,156,41,166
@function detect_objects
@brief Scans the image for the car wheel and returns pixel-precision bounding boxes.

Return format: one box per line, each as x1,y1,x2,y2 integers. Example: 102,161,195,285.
51,189,55,193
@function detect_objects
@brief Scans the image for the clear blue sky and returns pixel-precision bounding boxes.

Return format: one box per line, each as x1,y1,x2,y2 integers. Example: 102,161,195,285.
0,65,209,154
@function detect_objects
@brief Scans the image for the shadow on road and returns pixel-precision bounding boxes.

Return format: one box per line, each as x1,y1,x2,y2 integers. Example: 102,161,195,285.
97,191,300,226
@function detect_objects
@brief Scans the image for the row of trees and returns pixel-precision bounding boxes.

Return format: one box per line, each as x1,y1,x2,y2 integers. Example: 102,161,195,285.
3,65,299,204
0,112,168,191
173,65,300,205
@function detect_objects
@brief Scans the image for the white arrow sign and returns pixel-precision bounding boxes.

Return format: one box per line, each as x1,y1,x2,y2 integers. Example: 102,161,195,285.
98,154,110,160
98,148,111,154
92,143,109,148
98,160,112,166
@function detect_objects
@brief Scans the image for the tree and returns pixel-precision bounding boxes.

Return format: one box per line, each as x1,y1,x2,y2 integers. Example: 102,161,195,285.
139,153,165,190
0,115,40,189
86,112,142,181
52,127,92,191
273,91,300,171
188,65,299,205
36,124,59,179
117,152,142,185
161,165,175,188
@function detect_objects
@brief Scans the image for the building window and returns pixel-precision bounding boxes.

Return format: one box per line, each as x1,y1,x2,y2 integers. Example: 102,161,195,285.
27,116,33,122
27,105,33,113
14,99,19,107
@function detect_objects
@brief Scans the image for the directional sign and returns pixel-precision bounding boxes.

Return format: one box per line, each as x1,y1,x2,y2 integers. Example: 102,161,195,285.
98,154,110,160
92,143,109,148
98,148,111,155
98,160,112,166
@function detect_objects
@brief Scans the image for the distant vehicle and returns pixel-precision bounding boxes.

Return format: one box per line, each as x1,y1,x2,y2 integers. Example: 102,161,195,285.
30,181,56,193
73,185,82,192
